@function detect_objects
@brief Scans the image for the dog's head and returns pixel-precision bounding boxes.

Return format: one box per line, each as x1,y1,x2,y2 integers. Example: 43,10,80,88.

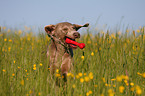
44,22,89,49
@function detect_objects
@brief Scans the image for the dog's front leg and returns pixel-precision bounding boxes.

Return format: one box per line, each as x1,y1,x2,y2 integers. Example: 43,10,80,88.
61,53,72,82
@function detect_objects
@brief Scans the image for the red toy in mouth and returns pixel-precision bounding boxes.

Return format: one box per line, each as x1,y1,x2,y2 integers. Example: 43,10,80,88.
65,38,85,49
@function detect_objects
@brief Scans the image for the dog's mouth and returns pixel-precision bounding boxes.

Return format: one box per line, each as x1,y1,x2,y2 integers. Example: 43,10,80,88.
65,36,77,49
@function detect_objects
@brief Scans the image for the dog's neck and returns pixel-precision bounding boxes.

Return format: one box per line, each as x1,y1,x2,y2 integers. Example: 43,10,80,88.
48,33,74,58
51,40,73,57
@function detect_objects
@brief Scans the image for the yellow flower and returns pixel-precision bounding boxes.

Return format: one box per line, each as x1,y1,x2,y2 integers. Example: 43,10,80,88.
130,82,134,86
8,47,11,51
81,56,84,60
18,67,20,69
105,83,108,86
27,37,31,41
71,74,74,77
18,30,22,34
87,41,91,44
111,78,116,81
78,73,83,77
111,33,116,39
108,89,113,93
89,72,93,79
29,90,33,94
124,80,129,86
132,46,136,51
124,43,127,48
76,75,79,79
113,85,116,87
130,87,135,91
3,26,6,30
67,73,71,77
72,84,76,88
95,43,97,46
55,73,61,77
102,77,105,83
33,64,36,67
119,86,125,93
124,80,127,83
88,90,92,94
91,52,94,56
39,63,43,66
136,86,142,95
99,47,101,51
142,72,145,78
94,85,98,87
86,92,89,96
4,38,7,42
84,73,87,75
33,67,36,70
3,69,6,72
108,92,114,96
80,78,84,83
116,76,122,82
89,72,93,76
12,73,15,76
38,92,41,95
9,39,12,42
108,89,114,96
136,29,140,33
20,80,24,85
136,90,142,95
122,75,129,80
56,69,59,73
84,76,90,82
104,83,110,87
137,72,142,76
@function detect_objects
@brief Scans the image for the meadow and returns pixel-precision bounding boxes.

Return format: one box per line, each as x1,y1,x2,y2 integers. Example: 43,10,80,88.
0,26,145,96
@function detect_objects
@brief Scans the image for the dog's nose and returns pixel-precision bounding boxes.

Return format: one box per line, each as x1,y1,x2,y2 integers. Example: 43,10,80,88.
73,32,80,38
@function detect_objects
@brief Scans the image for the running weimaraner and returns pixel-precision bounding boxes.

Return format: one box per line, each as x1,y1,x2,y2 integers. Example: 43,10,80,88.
44,22,89,81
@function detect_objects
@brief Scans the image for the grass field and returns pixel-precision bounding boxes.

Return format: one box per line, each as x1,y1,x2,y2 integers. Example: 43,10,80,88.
0,26,145,96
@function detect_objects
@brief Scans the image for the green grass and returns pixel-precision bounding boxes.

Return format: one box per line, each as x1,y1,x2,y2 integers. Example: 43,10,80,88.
0,27,145,96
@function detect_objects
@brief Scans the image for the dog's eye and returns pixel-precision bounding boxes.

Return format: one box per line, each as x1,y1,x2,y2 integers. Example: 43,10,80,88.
63,28,68,31
72,27,76,30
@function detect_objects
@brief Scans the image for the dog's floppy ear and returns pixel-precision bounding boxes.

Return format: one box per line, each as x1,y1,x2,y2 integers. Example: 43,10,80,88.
73,23,89,31
44,25,55,34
